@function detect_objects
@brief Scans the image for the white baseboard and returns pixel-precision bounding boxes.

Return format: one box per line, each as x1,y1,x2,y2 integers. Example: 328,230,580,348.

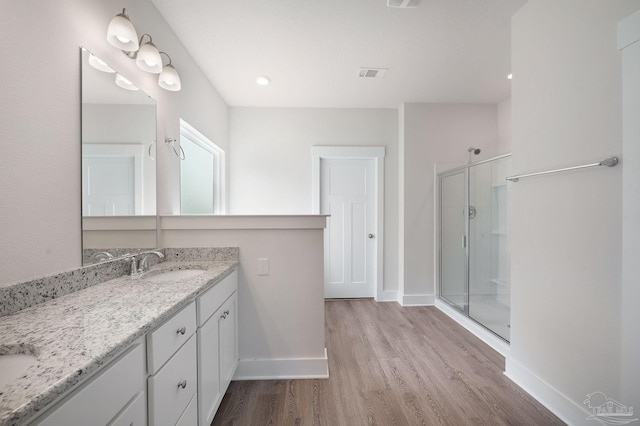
400,293,435,306
435,299,510,357
376,289,398,302
233,348,329,380
505,357,595,426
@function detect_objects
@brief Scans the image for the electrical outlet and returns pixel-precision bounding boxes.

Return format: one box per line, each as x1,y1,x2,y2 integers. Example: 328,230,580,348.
258,258,269,276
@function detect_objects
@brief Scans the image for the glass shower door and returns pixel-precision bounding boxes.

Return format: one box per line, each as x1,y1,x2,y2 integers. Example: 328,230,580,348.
439,170,468,312
468,157,511,341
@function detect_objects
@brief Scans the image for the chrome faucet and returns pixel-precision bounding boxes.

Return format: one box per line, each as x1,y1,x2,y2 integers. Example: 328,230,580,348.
129,251,165,276
89,251,114,263
138,251,165,273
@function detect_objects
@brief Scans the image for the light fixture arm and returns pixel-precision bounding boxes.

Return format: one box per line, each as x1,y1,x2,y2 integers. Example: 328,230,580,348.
123,34,154,59
117,8,130,20
159,51,173,66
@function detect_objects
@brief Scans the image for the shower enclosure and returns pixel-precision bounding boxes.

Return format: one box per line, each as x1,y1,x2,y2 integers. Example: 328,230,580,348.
437,154,511,342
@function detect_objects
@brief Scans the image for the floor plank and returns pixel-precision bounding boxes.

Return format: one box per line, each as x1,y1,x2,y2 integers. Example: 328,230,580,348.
212,300,564,426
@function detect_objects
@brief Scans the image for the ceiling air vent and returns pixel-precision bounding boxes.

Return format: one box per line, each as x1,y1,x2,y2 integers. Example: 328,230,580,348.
358,68,388,79
387,0,420,8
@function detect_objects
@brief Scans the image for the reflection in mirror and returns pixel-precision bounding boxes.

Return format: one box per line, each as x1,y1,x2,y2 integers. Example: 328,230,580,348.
81,47,157,264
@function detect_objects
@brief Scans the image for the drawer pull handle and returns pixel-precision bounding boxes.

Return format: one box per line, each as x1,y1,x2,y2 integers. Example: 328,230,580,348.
177,327,186,335
178,379,187,389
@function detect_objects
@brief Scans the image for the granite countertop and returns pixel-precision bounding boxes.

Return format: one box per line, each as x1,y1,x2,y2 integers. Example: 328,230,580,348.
0,260,238,426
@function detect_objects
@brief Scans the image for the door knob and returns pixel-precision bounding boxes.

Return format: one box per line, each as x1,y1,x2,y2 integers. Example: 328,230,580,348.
368,234,375,239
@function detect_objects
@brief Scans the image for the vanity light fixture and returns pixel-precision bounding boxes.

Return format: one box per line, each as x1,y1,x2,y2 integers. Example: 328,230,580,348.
115,73,139,91
106,8,182,91
256,75,271,86
135,35,162,74
107,9,139,52
88,53,115,73
158,52,181,91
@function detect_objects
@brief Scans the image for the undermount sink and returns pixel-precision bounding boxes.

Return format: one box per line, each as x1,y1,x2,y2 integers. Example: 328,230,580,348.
144,269,206,283
0,353,37,389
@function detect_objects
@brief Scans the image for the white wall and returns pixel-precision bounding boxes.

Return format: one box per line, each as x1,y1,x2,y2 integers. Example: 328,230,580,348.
497,97,512,154
0,0,229,284
229,107,400,295
400,103,501,305
160,215,328,378
507,1,640,423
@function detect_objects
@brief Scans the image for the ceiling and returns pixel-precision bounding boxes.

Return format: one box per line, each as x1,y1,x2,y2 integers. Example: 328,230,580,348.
152,0,527,108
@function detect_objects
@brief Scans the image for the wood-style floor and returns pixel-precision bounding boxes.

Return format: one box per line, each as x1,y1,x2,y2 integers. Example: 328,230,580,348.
212,300,564,426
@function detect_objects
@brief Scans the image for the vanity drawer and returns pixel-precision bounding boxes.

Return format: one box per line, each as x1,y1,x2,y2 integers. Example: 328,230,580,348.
197,269,238,326
148,334,197,426
147,301,196,374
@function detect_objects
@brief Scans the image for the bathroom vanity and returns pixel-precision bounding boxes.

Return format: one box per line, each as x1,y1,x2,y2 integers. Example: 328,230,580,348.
0,249,238,426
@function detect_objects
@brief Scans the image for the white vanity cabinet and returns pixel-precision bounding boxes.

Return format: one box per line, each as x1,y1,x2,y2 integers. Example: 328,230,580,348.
147,301,197,426
196,270,238,426
25,267,238,426
33,341,146,426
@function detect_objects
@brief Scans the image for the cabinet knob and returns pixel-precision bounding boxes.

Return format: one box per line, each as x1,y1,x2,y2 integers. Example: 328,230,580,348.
177,327,186,335
177,379,187,389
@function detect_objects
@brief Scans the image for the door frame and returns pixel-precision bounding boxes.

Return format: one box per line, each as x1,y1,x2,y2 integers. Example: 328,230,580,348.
311,146,385,301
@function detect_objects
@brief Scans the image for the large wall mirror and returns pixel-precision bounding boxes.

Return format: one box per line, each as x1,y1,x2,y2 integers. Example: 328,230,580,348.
81,47,157,264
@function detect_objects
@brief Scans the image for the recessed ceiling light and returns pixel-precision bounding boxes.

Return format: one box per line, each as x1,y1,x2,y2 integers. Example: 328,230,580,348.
507,73,513,80
256,75,271,86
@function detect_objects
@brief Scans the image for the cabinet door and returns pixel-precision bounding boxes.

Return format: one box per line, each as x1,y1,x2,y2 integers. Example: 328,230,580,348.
176,393,198,426
35,343,145,426
108,391,146,426
219,292,238,392
197,312,222,426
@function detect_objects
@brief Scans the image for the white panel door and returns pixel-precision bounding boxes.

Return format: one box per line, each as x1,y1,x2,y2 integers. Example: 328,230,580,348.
321,159,375,298
82,156,135,216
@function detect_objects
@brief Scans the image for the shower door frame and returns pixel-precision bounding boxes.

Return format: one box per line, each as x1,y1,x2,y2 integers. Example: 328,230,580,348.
436,153,511,335
436,167,470,314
